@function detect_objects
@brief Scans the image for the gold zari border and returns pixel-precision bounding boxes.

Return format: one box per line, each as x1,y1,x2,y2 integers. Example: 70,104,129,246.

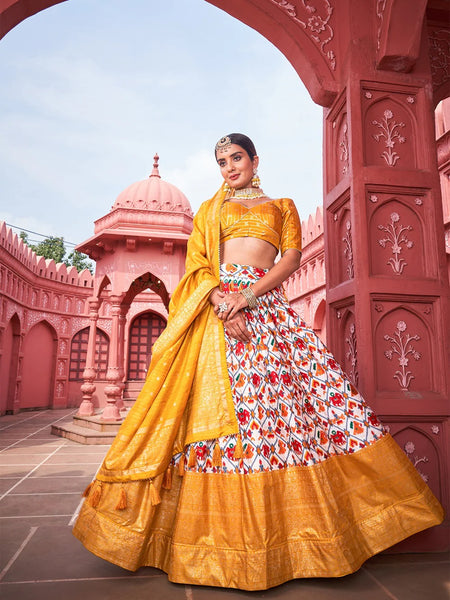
73,435,444,591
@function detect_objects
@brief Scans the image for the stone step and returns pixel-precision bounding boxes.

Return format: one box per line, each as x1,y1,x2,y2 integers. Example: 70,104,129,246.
73,414,126,433
51,422,117,445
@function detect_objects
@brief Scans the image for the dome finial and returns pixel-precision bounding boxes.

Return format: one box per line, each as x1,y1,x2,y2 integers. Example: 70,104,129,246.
150,153,161,178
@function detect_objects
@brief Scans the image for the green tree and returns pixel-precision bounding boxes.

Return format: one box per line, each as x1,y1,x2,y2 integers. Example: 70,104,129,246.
20,231,94,274
65,250,94,274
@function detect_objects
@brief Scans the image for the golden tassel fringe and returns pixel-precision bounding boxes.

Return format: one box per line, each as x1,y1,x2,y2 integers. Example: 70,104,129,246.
115,486,127,510
212,440,222,467
149,480,161,506
162,465,173,490
82,481,94,498
233,435,244,460
188,446,197,469
178,454,186,476
90,482,103,508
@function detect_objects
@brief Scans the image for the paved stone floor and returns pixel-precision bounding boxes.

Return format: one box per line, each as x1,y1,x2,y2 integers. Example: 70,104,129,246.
0,409,448,600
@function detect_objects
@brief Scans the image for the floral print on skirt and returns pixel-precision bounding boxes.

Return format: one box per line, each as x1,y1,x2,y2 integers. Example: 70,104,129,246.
174,263,385,475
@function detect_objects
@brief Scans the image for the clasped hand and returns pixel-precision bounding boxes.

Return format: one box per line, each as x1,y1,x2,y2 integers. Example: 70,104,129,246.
210,289,251,343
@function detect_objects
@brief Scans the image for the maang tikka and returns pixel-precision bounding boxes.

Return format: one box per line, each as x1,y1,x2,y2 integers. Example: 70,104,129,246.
215,136,232,153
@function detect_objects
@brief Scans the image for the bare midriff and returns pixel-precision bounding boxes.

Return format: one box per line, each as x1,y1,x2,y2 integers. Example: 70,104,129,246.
220,237,278,270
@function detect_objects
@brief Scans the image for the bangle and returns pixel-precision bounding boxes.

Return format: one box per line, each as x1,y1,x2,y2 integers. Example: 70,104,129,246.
240,286,258,309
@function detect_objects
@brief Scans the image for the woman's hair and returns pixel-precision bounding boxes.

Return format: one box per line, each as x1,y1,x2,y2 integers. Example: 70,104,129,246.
215,133,257,160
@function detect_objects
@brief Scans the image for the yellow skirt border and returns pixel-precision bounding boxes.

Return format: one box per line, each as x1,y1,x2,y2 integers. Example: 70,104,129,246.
73,435,444,591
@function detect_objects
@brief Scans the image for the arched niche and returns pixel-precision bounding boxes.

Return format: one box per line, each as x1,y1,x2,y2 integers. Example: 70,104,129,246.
313,298,326,340
342,309,358,387
21,320,57,409
374,307,433,394
69,326,110,381
364,96,417,169
369,198,425,278
127,311,167,380
392,425,442,501
123,272,170,309
0,313,21,414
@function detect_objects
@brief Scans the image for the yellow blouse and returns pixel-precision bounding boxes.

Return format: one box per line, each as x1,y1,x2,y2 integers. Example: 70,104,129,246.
220,198,302,254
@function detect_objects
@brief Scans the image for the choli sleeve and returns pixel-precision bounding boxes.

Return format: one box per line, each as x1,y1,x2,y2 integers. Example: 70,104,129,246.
280,198,302,255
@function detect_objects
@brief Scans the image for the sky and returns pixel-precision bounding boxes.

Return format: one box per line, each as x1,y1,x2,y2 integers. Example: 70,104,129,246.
0,0,323,252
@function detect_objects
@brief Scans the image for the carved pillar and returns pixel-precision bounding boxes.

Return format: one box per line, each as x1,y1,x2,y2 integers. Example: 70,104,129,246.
324,8,449,550
77,297,100,417
102,295,123,421
116,303,129,413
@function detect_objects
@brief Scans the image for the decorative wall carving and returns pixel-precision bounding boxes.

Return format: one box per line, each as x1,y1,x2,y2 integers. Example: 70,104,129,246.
377,212,414,275
404,440,429,482
342,220,354,279
327,193,352,288
371,109,406,167
376,0,388,51
383,320,421,391
428,28,450,90
339,118,349,175
270,0,336,70
390,425,442,499
325,93,347,191
345,321,358,386
374,304,436,394
367,192,428,278
362,86,419,169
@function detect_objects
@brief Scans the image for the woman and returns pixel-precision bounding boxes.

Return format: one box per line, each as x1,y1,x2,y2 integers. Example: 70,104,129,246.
73,133,443,591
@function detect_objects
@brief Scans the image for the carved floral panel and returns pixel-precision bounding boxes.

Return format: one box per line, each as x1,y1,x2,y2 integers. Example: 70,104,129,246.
343,311,358,387
374,305,434,394
329,302,355,370
389,423,442,501
270,0,336,71
325,92,347,192
362,88,418,169
368,198,424,278
326,195,352,288
427,27,450,92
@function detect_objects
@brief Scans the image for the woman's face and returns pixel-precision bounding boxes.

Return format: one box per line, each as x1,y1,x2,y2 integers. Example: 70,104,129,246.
216,143,259,189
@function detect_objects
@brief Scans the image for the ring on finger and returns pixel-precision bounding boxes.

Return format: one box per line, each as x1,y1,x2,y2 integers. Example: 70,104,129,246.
218,302,228,314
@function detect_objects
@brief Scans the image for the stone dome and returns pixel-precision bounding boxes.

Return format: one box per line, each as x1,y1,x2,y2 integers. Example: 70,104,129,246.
111,154,193,216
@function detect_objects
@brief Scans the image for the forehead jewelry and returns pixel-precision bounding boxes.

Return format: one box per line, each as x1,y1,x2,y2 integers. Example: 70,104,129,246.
215,136,232,153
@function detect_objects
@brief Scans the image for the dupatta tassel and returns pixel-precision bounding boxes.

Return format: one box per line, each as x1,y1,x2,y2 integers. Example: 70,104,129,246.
115,485,128,510
188,446,197,469
162,465,173,490
90,482,103,508
212,440,222,467
178,453,186,476
149,480,161,506
233,435,244,460
82,481,94,498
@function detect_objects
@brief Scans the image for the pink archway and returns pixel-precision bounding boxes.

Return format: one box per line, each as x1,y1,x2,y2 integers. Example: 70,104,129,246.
0,0,338,106
0,0,448,552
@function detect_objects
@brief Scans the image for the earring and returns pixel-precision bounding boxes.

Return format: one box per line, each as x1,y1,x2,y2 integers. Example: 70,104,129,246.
223,182,230,192
251,169,261,188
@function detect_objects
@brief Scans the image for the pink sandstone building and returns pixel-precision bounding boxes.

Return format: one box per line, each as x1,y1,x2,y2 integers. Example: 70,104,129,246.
0,0,449,552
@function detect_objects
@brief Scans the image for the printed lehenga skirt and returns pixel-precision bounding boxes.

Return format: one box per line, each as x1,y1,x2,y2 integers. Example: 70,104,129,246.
74,263,444,591
155,263,443,590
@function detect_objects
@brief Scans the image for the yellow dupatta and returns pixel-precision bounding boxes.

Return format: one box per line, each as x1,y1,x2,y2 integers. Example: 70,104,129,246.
93,183,238,484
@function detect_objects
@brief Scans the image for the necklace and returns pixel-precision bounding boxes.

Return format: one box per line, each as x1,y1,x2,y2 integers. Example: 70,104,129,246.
228,187,265,201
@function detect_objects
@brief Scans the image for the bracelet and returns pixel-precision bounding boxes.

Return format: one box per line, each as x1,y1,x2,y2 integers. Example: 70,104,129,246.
240,286,258,309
